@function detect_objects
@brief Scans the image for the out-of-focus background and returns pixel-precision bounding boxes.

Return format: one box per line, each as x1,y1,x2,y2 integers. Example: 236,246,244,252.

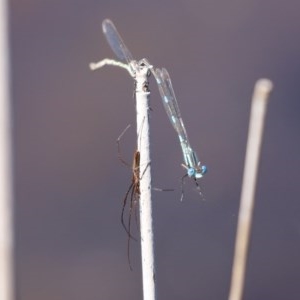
10,0,300,299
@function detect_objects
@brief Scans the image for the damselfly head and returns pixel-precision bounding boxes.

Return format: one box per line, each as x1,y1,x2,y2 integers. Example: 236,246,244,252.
189,164,207,179
201,165,208,175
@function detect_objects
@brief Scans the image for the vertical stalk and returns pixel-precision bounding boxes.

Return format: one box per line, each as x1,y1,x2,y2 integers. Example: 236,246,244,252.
0,1,14,300
228,79,273,300
135,63,156,300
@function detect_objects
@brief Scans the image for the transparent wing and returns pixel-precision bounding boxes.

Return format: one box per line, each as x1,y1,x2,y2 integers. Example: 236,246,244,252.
102,19,134,64
153,68,191,147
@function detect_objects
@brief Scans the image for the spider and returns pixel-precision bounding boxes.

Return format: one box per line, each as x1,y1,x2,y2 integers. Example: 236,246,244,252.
117,124,173,270
116,125,144,270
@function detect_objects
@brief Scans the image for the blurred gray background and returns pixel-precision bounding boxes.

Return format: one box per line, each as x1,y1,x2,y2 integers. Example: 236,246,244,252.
10,0,300,299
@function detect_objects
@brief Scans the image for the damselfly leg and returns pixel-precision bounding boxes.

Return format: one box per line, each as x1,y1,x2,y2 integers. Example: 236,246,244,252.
181,173,205,202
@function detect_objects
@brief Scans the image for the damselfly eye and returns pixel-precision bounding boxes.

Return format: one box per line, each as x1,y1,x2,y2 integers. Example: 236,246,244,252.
187,168,195,177
201,165,207,174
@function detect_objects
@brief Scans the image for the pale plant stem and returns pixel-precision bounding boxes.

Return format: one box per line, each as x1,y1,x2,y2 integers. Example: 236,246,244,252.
0,1,14,300
135,65,156,300
90,58,156,300
89,58,131,75
228,79,273,300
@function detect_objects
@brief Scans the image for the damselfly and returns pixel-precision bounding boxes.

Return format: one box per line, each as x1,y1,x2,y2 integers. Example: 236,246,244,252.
99,19,207,195
100,20,207,182
152,68,207,198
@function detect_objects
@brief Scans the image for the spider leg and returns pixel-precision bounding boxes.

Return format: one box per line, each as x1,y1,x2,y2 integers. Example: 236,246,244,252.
127,184,136,240
139,161,150,180
127,183,137,271
152,187,174,192
194,178,205,200
121,181,137,241
133,184,140,233
116,124,132,167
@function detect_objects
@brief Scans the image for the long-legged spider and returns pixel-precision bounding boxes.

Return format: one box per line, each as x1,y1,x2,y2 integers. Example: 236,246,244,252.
116,125,145,270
